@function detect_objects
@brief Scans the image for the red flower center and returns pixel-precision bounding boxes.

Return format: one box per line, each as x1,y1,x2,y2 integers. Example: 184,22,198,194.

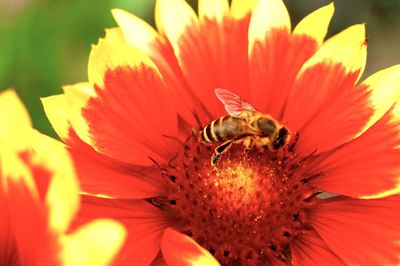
153,134,319,264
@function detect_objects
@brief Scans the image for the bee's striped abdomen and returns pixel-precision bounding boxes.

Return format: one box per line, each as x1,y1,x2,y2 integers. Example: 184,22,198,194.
201,116,230,144
201,124,212,143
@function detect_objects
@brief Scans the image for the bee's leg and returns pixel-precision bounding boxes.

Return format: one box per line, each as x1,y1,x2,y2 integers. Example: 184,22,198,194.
211,140,233,167
256,137,271,151
243,137,255,152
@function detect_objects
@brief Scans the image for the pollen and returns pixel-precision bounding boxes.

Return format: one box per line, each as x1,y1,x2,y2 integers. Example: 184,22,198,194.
153,136,320,265
214,164,260,205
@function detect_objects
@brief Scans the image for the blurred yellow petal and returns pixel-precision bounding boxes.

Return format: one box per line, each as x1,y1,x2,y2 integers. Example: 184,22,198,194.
0,90,36,190
360,65,400,133
0,90,32,150
1,92,78,235
112,9,158,55
88,31,157,88
41,95,70,140
104,27,125,43
161,228,220,266
230,0,257,19
155,0,198,57
293,3,334,45
248,0,291,53
198,0,229,21
61,219,126,266
299,24,367,81
0,147,36,194
31,131,80,233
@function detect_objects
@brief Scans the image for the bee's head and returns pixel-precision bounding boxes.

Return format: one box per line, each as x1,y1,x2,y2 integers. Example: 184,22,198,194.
272,127,290,150
257,117,277,137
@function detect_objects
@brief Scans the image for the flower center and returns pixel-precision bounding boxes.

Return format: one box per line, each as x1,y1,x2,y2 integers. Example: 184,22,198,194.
152,135,319,265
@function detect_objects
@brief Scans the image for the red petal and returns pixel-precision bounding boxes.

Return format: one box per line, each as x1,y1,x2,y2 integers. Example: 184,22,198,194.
83,66,185,165
283,64,373,155
160,227,220,266
4,177,59,265
174,16,252,119
291,230,346,266
19,150,52,202
68,130,167,199
249,29,318,120
75,195,169,266
309,106,400,198
150,253,167,266
0,186,20,265
150,37,204,126
308,195,400,265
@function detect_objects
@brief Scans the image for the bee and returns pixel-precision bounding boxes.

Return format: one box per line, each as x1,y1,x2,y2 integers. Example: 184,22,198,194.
199,89,291,167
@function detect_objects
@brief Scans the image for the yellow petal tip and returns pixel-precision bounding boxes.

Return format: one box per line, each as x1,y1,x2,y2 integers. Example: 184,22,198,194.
293,2,335,45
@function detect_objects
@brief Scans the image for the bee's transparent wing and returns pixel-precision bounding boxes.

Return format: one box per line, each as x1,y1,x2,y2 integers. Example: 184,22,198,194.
214,88,256,117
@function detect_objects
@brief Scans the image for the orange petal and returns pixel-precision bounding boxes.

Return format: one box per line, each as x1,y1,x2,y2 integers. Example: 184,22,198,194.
299,24,367,81
309,196,400,265
88,29,158,88
359,65,400,134
67,130,166,199
161,10,253,119
248,0,291,53
83,66,182,165
249,29,318,120
155,0,198,58
63,82,96,139
291,230,346,266
31,132,80,233
76,196,169,266
309,104,400,198
5,173,55,266
161,228,220,266
283,62,373,156
42,82,96,147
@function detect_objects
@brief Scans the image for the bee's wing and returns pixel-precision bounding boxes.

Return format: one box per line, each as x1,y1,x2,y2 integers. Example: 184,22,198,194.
214,88,256,117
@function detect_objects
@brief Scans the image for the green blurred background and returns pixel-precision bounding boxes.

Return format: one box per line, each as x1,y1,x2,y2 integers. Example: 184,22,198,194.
0,0,399,137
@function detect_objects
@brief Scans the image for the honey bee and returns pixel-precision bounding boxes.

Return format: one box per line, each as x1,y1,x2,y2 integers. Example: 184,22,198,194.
199,89,291,167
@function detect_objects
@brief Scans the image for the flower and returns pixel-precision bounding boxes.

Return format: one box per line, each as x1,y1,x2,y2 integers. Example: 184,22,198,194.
42,0,400,265
0,90,126,265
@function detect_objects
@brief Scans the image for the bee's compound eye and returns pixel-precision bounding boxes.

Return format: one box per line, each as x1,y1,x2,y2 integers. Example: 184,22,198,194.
272,127,290,150
257,118,277,137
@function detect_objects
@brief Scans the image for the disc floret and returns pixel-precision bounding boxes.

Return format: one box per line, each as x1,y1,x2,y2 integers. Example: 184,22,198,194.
154,137,318,264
